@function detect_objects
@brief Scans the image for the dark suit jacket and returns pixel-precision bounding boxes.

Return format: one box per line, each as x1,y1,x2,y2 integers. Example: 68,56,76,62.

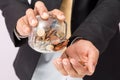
0,0,120,80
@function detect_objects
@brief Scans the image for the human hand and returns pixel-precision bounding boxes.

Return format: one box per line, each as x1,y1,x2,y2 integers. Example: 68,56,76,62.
16,1,65,37
53,39,99,78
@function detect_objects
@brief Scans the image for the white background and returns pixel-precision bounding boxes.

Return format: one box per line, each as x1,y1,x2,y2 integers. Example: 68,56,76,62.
0,11,19,80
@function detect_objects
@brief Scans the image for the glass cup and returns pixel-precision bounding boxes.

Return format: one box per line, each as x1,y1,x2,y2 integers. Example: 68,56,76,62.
28,16,68,54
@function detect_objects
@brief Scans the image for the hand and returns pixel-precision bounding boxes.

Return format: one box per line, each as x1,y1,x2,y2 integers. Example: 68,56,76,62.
16,1,65,37
53,39,99,78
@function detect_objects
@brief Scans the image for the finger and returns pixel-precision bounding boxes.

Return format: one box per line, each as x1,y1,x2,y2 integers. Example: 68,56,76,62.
22,16,29,25
62,58,79,77
53,58,68,76
70,58,88,77
64,46,80,61
26,8,38,27
77,50,88,63
49,9,65,21
61,52,68,58
87,50,99,75
34,1,49,19
16,16,31,36
73,40,89,62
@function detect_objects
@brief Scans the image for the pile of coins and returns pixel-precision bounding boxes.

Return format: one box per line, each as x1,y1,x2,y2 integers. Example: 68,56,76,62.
28,17,68,53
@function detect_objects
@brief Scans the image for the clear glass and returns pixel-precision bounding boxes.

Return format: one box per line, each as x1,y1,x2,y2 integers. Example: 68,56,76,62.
28,16,68,54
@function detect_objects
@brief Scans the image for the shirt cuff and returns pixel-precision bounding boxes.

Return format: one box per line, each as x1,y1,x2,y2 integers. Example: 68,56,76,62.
70,37,83,45
14,28,27,40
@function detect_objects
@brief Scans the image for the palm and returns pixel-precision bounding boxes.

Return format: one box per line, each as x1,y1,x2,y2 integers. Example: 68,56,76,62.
62,39,99,75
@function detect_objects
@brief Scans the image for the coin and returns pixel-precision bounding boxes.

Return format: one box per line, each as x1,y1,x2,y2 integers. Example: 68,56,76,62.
46,44,54,51
54,39,69,51
37,28,45,37
56,31,65,39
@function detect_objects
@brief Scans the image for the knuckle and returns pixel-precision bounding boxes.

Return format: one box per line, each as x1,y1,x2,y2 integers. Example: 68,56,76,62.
22,16,27,19
26,8,33,15
53,9,59,11
53,9,63,14
35,1,45,8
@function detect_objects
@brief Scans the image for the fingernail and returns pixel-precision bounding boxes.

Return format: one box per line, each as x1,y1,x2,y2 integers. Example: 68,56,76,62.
63,59,68,65
42,12,49,19
57,15,65,20
57,61,62,64
31,19,37,26
56,58,62,64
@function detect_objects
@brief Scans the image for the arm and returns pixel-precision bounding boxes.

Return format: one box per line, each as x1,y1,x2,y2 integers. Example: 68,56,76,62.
53,0,120,78
70,0,120,54
0,0,30,47
0,0,63,47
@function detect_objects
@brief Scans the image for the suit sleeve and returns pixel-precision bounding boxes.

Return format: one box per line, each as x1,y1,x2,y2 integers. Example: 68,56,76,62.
0,0,30,47
70,0,120,54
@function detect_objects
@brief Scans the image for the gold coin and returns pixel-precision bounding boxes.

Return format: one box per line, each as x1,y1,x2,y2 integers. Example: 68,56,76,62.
46,44,54,51
37,28,45,37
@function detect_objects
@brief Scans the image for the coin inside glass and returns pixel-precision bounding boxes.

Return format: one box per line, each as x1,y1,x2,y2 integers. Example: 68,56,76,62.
28,16,68,53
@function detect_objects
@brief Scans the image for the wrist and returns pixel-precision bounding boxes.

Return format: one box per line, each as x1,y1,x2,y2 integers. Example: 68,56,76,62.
14,27,27,40
70,37,83,45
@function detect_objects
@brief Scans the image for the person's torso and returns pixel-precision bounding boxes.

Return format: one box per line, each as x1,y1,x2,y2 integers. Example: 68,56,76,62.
15,0,120,79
